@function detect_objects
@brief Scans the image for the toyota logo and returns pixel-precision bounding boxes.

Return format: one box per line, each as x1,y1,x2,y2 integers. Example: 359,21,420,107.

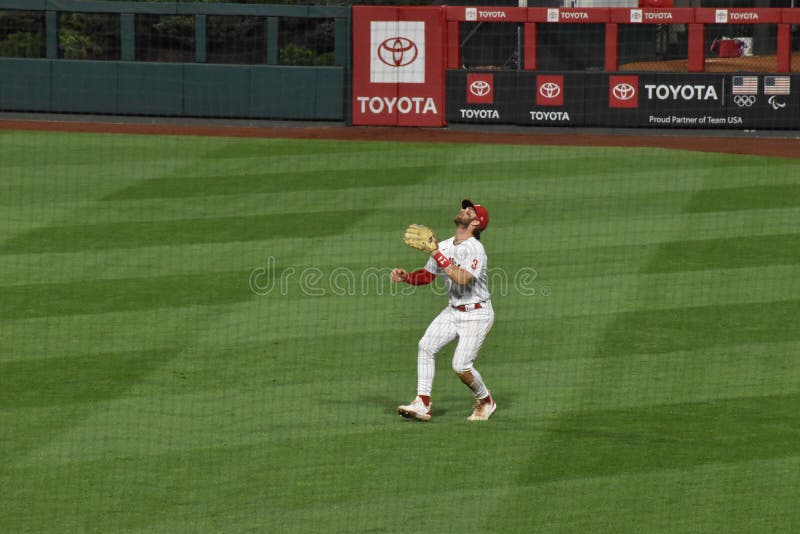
377,37,418,67
469,80,492,97
613,83,636,100
733,95,756,107
539,82,561,99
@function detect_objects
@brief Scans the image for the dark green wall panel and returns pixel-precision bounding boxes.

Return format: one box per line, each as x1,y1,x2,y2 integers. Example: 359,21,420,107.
314,67,344,120
0,59,344,121
250,66,344,120
0,1,349,121
118,63,183,116
250,67,315,119
184,65,251,118
0,59,51,111
52,61,118,113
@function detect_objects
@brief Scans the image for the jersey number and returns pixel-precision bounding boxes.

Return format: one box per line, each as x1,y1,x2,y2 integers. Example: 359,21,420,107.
471,259,479,270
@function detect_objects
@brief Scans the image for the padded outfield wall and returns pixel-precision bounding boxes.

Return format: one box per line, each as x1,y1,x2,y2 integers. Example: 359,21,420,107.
0,0,350,120
447,70,800,129
2,2,800,128
355,5,800,130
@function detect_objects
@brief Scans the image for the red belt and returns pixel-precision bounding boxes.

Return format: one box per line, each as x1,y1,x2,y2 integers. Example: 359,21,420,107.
452,303,483,312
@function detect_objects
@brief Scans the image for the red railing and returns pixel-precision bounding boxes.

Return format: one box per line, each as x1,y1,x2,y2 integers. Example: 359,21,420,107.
446,7,800,73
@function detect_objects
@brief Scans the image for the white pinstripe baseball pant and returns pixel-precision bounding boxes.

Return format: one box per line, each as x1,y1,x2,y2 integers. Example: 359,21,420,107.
416,301,494,398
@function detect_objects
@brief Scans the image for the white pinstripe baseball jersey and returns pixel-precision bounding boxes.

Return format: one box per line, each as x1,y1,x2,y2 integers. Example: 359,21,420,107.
424,236,490,306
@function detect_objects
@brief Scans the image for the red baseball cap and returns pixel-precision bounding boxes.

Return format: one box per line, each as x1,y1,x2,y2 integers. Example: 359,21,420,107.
462,199,489,232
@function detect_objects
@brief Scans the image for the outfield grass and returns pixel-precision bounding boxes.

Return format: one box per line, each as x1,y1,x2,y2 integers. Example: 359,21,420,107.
1,130,798,532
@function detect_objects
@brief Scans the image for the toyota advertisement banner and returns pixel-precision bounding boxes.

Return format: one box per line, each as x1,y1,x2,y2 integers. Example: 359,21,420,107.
447,71,799,129
600,73,799,130
445,71,520,124
352,6,446,127
446,71,588,126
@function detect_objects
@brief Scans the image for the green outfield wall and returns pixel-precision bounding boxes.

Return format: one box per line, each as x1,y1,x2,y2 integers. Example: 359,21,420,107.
0,0,349,120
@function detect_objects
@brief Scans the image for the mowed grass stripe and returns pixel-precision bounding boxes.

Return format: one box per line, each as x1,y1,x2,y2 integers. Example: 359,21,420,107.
476,206,800,254
0,309,217,364
104,165,438,200
500,230,800,280
2,131,794,191
4,205,798,287
645,232,800,272
40,186,695,228
562,264,800,311
521,392,800,483
443,157,800,198
0,131,210,168
8,343,793,465
494,428,800,533
0,210,373,254
4,393,796,531
1,439,514,532
493,456,800,533
0,270,254,319
489,341,800,413
84,144,793,207
5,247,796,355
597,298,800,358
15,329,787,429
497,267,800,324
99,149,719,202
3,195,796,264
686,183,800,212
8,338,796,468
0,291,433,362
0,348,172,409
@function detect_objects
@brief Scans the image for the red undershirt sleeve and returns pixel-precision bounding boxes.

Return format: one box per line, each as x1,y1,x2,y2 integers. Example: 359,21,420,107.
405,269,436,286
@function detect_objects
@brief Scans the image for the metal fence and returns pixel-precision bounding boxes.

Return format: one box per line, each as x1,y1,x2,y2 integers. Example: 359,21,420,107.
0,1,348,66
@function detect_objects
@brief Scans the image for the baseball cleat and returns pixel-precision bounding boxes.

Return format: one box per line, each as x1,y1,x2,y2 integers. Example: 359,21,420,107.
397,396,432,421
467,398,496,421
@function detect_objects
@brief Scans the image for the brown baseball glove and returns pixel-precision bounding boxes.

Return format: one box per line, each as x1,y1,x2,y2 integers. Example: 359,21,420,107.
403,224,437,253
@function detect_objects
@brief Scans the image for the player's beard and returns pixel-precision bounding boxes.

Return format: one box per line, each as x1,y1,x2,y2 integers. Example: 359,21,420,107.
454,212,471,226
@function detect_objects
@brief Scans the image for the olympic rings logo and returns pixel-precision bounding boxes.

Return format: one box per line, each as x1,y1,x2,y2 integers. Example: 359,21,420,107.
733,95,756,107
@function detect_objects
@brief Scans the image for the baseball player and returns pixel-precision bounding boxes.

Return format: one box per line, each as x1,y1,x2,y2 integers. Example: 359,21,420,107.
391,199,495,421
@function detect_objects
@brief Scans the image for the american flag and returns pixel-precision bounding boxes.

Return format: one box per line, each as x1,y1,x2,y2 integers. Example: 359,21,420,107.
732,76,758,95
764,76,791,95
